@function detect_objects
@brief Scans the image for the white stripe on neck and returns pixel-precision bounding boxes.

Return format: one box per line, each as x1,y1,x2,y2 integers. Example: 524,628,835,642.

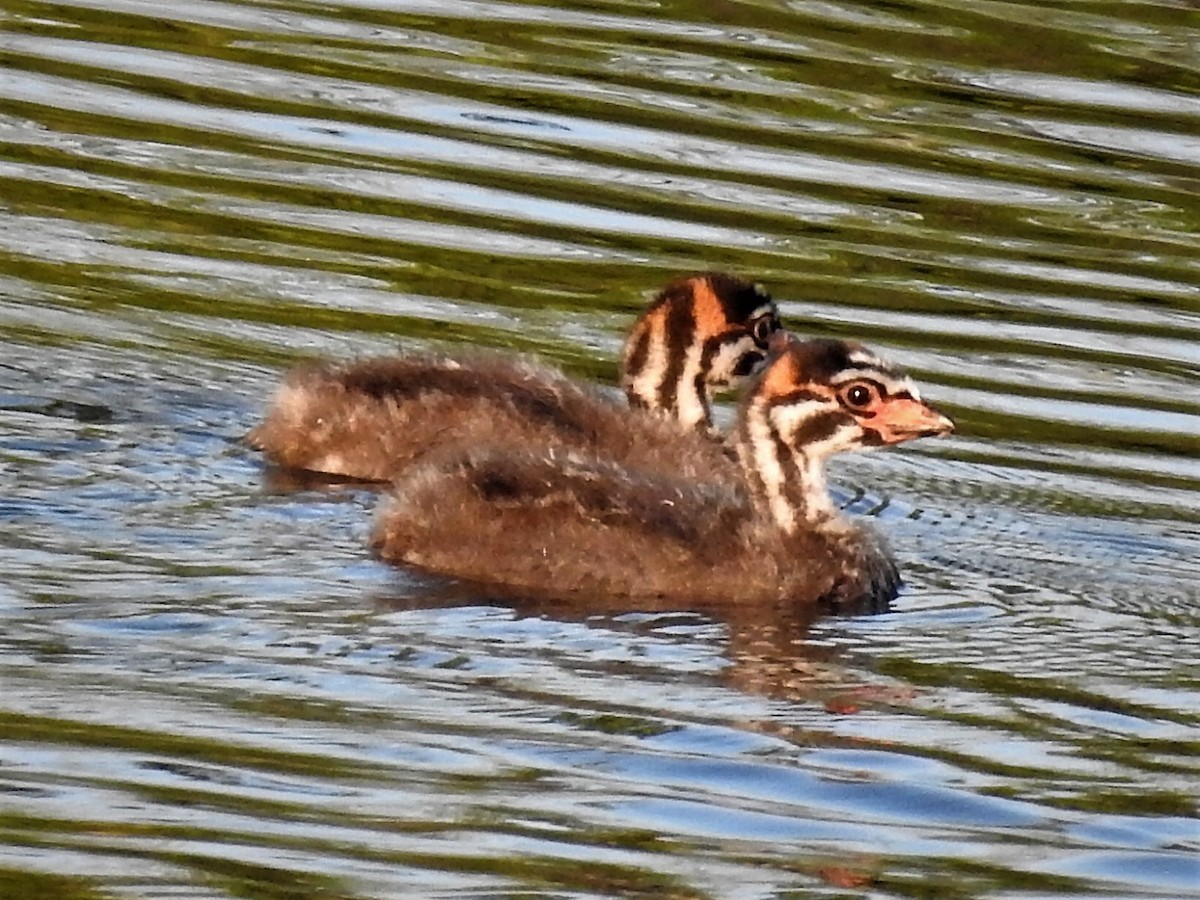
747,402,854,531
744,402,797,533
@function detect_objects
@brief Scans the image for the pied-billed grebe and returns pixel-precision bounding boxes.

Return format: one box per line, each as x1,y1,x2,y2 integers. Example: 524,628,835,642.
246,273,780,482
371,334,954,608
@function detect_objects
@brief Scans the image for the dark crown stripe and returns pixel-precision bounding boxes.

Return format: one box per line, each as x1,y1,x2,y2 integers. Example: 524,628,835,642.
835,371,895,384
705,271,773,321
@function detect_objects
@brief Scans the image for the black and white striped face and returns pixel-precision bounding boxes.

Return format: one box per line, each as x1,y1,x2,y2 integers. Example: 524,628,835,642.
753,336,953,460
621,273,781,430
737,334,951,531
703,294,781,390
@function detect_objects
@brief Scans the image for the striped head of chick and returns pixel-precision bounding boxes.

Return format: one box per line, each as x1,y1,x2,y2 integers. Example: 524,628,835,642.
621,272,781,431
738,333,953,532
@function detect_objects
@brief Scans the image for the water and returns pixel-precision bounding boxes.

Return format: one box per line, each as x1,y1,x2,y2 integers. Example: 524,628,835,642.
1,0,1198,896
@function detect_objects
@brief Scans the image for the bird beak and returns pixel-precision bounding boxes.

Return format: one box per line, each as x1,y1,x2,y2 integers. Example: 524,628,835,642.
766,329,799,357
874,398,955,444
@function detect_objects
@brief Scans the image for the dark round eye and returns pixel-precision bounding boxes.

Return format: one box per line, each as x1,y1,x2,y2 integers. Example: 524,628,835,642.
751,315,778,347
843,383,875,408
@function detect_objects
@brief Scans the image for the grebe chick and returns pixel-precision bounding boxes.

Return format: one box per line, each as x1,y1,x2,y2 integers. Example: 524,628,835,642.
247,273,779,481
372,335,954,608
621,271,779,431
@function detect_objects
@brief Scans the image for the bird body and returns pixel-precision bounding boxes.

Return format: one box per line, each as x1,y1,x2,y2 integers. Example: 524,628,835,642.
373,449,895,608
373,336,953,608
248,273,779,481
250,352,732,483
621,272,779,430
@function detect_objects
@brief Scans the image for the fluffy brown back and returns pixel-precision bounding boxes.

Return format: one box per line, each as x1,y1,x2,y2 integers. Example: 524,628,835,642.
248,353,733,482
372,448,891,606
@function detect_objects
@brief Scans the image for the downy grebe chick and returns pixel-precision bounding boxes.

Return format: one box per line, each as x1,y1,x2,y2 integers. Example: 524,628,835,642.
622,271,779,431
247,273,780,482
371,335,954,608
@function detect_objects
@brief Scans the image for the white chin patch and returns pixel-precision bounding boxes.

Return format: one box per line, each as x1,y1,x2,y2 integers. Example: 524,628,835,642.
709,336,758,386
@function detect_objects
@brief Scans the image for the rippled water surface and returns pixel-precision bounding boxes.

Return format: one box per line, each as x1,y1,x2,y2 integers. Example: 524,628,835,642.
1,0,1198,896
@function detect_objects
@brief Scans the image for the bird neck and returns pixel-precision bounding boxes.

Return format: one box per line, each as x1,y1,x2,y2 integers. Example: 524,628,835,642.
667,353,713,432
737,399,840,534
623,333,713,431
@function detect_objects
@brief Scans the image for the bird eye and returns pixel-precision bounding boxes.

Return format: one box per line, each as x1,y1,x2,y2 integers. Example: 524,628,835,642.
843,383,876,408
751,315,778,347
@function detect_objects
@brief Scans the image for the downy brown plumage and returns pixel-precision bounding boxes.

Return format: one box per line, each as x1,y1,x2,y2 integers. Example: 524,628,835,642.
247,273,779,481
372,334,953,608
